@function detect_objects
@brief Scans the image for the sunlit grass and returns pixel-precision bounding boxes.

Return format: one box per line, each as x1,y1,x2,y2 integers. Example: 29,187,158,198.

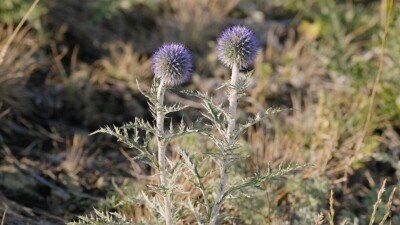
0,0,399,224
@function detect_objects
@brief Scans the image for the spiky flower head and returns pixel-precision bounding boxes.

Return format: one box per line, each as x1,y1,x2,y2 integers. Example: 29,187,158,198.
217,25,258,69
152,43,192,86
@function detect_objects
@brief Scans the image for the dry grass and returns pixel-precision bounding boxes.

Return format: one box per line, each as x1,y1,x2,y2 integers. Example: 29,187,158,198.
0,25,47,113
91,42,153,93
0,0,40,65
61,134,87,175
329,190,335,225
314,212,324,225
1,206,7,225
350,0,395,181
368,179,397,225
379,186,397,225
0,0,399,224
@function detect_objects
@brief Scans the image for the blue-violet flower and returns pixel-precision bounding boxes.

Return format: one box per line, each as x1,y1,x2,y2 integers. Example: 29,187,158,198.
217,25,258,69
152,43,192,86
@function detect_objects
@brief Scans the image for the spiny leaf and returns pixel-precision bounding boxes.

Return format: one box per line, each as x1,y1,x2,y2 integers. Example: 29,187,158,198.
221,163,307,201
91,125,158,169
228,70,253,99
163,103,189,114
234,107,290,140
165,118,210,140
122,117,156,134
182,90,228,128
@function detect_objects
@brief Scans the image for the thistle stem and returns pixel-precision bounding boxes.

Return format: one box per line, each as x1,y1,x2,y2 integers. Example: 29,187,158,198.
157,81,173,225
227,63,240,135
209,63,240,225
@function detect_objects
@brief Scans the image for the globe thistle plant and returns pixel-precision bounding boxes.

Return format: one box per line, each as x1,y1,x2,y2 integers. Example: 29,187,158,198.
152,43,192,225
178,25,301,225
209,25,258,225
92,43,195,225
86,27,304,225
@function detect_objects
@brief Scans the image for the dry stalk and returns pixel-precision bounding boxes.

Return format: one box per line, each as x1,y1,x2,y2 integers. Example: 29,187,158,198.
379,186,397,225
329,190,335,225
1,206,8,225
349,0,394,176
369,179,387,225
0,0,40,66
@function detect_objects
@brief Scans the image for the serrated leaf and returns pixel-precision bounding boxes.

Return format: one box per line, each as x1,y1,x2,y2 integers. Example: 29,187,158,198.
234,107,290,140
221,163,307,201
122,117,156,134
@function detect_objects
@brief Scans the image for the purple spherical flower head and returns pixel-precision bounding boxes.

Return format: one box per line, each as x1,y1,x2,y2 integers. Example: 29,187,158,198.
217,25,258,69
152,43,192,86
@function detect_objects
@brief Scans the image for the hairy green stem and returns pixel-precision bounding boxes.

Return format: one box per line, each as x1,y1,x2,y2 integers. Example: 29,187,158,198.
209,63,240,225
157,81,173,225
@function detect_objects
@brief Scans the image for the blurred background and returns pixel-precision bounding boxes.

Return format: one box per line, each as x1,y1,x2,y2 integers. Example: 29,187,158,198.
0,0,399,224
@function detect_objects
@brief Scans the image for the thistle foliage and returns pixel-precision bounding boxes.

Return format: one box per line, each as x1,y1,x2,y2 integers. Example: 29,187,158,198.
80,64,301,225
76,27,302,225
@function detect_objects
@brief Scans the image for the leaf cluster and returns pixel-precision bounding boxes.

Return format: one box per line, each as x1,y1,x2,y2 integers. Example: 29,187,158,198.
91,81,205,169
183,72,289,160
85,71,299,225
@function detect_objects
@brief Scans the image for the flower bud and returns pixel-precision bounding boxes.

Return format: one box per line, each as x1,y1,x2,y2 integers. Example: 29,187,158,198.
217,25,258,69
152,43,192,86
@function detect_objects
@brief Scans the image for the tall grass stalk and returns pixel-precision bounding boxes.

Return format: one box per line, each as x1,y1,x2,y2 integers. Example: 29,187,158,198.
329,190,335,225
369,179,387,225
349,0,394,176
1,206,7,225
379,186,397,225
0,0,40,65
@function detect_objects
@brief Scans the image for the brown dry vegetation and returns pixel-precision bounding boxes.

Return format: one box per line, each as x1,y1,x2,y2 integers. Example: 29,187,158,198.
0,0,399,224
